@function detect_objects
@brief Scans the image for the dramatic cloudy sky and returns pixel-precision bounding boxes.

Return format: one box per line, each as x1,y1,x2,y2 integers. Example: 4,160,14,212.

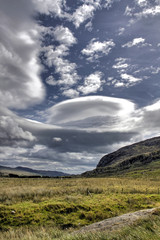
0,0,160,174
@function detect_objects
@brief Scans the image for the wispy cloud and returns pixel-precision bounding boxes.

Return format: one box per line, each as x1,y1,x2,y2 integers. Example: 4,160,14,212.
112,58,130,71
122,37,146,48
121,73,142,84
82,38,115,62
109,57,142,88
70,0,101,28
125,1,160,25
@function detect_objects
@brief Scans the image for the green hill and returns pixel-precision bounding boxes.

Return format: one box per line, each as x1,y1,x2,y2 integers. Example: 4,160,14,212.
82,136,160,177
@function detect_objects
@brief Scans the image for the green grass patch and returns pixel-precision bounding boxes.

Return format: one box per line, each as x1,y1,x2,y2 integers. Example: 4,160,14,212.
1,212,160,239
1,177,160,238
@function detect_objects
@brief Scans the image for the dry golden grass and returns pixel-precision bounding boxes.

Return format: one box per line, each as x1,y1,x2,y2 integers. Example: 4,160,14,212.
0,177,160,204
1,176,160,239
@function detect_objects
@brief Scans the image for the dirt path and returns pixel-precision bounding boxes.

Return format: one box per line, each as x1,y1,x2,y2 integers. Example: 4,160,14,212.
75,207,160,234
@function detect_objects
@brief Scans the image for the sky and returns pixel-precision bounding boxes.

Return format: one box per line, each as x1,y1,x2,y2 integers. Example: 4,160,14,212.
0,0,160,174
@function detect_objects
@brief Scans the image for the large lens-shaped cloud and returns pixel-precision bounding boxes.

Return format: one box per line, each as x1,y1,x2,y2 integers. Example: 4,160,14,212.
47,96,135,130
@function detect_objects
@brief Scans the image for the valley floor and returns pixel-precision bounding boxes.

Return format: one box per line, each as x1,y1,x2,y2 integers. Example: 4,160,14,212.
1,176,160,239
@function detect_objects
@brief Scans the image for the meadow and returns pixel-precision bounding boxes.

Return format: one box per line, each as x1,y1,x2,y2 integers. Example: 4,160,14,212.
1,176,160,239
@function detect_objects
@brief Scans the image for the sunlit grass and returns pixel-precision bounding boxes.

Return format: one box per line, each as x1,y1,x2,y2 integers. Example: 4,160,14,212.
1,214,160,240
1,176,160,239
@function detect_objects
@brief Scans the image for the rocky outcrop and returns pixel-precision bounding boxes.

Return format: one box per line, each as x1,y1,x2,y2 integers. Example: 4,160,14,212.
97,136,160,168
74,207,160,234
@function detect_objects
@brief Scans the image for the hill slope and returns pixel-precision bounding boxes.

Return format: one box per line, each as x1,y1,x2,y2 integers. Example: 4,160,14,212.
82,136,160,177
0,165,70,177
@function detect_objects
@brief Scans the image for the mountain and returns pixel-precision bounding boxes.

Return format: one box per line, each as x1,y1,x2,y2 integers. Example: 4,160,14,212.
0,165,39,177
0,165,70,177
15,166,70,177
82,136,160,177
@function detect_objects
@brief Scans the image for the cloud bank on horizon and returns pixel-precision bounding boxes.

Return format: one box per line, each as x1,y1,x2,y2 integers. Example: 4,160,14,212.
0,0,160,174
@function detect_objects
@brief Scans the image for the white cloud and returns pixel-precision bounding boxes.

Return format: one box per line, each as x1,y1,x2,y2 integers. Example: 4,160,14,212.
121,73,142,83
113,64,129,69
85,21,93,32
70,0,102,28
44,45,80,87
103,0,116,8
0,0,45,109
62,89,79,98
136,0,148,7
115,82,125,87
78,72,104,95
43,44,68,61
107,69,142,88
112,58,129,70
46,76,57,86
53,25,77,46
122,37,145,48
72,4,95,28
67,0,118,28
137,5,160,17
124,6,134,16
53,137,62,142
0,116,36,145
32,0,67,17
144,100,160,112
55,59,80,86
153,68,160,74
47,95,135,126
41,24,79,89
126,2,160,25
118,27,125,35
82,39,115,62
31,0,117,30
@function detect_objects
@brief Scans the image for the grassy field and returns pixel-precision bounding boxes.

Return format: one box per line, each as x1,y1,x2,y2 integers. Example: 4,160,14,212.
1,176,160,239
1,214,160,240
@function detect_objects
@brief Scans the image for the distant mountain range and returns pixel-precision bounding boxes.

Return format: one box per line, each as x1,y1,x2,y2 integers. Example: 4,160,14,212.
0,165,70,177
82,136,160,177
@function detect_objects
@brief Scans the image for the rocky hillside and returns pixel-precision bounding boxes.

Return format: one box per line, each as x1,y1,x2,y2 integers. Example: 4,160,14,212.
82,136,160,177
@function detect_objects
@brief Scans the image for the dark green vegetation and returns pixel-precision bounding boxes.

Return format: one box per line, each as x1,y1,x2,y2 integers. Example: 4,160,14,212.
82,136,160,177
